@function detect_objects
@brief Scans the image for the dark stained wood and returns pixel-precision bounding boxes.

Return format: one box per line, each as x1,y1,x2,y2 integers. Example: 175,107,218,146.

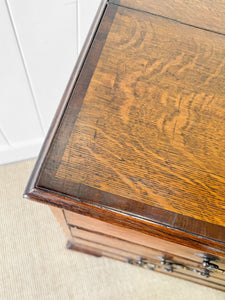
24,0,225,290
174,215,225,244
110,0,225,34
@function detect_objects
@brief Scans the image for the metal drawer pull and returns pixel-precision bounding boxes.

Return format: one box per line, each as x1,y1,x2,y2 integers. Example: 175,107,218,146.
127,257,225,278
195,253,219,269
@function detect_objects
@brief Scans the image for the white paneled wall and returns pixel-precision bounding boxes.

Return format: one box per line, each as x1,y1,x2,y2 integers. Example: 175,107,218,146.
78,0,101,52
0,0,101,165
0,130,9,146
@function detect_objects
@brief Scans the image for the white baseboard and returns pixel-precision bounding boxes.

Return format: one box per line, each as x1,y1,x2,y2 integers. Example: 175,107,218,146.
0,138,44,165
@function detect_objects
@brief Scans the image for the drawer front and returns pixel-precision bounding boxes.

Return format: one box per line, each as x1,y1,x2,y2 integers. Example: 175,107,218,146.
68,235,225,291
64,210,225,269
56,208,225,290
70,225,225,282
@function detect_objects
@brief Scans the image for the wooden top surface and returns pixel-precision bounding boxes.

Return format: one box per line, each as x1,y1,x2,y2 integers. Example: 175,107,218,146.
31,2,225,246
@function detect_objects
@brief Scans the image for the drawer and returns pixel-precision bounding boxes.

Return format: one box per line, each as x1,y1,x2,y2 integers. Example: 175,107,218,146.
64,210,225,269
70,225,203,269
70,224,225,281
68,236,225,291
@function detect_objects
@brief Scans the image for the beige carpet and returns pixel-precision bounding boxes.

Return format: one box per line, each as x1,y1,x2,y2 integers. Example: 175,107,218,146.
0,159,224,300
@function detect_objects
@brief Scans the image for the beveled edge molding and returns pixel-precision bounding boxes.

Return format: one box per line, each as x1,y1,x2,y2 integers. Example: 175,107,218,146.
24,186,225,257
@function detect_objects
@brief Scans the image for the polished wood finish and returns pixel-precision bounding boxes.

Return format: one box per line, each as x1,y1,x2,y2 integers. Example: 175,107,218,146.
110,0,225,34
33,1,225,238
45,4,225,225
25,187,225,255
24,0,225,290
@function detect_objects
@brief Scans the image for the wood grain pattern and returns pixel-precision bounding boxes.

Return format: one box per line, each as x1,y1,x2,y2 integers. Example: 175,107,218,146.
54,6,225,226
110,0,225,34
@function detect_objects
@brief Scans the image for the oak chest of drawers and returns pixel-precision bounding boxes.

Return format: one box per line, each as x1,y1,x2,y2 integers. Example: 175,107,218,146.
24,0,225,291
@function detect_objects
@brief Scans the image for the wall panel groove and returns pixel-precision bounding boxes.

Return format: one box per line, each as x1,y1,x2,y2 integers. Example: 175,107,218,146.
7,0,79,134
0,0,44,165
0,129,10,146
5,0,45,135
